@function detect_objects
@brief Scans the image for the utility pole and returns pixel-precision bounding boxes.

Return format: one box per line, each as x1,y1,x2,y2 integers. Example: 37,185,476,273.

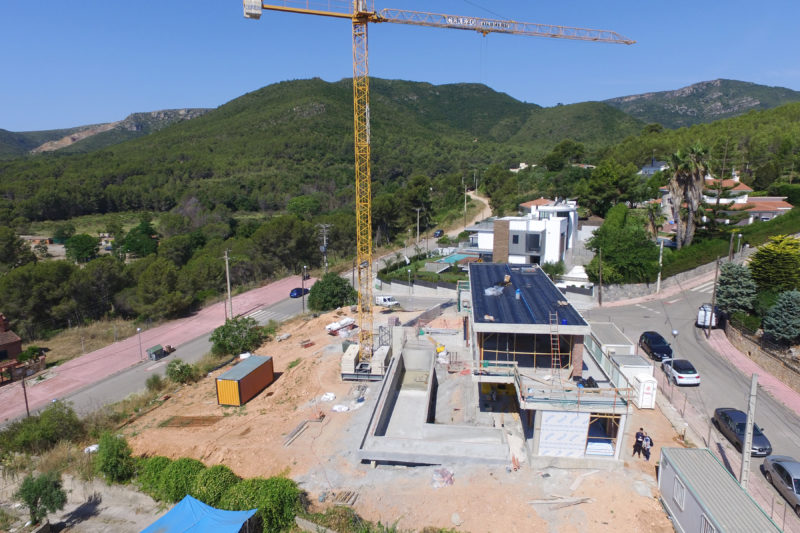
656,239,664,293
318,223,331,274
21,376,30,417
707,258,720,338
415,208,422,246
224,249,233,320
301,265,307,313
464,186,468,229
598,248,603,307
740,373,759,490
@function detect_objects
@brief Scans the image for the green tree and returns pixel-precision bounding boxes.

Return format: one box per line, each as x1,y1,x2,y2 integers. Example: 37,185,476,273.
307,273,356,312
14,472,68,524
0,226,36,274
286,195,321,220
65,233,100,263
166,359,197,383
716,262,757,316
585,204,659,283
158,458,207,503
667,144,710,248
123,216,158,257
210,317,267,356
96,432,135,483
52,222,76,243
134,256,192,319
763,290,800,345
68,255,128,320
748,235,800,292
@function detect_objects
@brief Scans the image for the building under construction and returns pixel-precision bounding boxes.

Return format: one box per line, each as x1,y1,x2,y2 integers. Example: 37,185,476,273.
358,262,632,466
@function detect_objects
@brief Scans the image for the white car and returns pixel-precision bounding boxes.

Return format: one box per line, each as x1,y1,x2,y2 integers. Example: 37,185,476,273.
661,358,701,386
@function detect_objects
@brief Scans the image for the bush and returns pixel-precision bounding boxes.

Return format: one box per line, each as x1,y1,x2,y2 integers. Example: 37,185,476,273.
210,317,268,356
96,432,135,483
731,311,762,333
159,458,207,503
14,471,67,524
166,359,197,384
220,476,301,532
145,374,165,393
192,464,240,506
307,273,357,312
137,456,172,498
0,401,84,455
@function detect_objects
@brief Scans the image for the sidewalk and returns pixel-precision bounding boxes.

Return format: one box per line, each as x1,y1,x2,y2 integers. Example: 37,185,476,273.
0,275,308,423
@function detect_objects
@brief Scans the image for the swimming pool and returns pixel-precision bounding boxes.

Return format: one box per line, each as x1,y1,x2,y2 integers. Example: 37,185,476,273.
437,253,477,264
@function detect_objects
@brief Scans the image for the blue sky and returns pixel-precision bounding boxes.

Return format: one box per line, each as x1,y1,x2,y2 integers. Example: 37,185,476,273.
2,0,799,132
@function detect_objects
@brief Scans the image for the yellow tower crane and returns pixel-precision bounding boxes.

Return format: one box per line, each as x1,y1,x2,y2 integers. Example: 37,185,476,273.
243,1,634,370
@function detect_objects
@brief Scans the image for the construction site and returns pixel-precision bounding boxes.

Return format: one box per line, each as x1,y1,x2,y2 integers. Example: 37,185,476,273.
124,260,673,531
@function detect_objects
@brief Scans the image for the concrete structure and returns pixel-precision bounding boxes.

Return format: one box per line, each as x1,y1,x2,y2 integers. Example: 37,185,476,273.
0,314,22,362
658,447,780,533
638,157,668,177
464,197,579,265
468,263,631,461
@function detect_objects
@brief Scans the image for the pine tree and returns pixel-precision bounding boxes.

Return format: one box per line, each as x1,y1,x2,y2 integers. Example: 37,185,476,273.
749,235,800,292
716,262,757,315
763,290,800,345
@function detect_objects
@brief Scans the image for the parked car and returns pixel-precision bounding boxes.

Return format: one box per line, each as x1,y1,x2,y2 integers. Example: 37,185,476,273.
763,456,800,516
433,229,444,238
661,359,701,386
289,287,309,298
713,407,773,456
656,236,677,249
696,303,718,328
638,331,673,361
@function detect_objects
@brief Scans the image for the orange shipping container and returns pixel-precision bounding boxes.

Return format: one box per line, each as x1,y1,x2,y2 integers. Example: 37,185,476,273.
216,355,274,406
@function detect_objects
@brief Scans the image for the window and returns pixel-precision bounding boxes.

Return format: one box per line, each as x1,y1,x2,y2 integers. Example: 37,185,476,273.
700,514,716,533
512,235,519,244
673,477,686,510
526,233,540,251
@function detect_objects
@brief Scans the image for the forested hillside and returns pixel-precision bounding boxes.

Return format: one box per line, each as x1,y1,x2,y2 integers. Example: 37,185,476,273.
604,79,800,129
0,78,641,224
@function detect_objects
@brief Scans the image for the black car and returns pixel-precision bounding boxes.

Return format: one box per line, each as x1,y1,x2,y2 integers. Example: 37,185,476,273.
638,331,673,361
713,407,773,456
433,229,444,238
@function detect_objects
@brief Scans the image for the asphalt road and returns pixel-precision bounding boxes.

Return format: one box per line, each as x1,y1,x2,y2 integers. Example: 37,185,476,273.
584,282,800,476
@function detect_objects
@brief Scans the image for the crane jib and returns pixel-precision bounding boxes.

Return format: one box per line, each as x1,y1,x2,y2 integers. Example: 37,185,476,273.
445,16,512,31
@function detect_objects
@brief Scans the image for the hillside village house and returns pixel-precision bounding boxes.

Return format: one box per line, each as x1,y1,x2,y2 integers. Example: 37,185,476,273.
659,169,792,226
464,197,579,265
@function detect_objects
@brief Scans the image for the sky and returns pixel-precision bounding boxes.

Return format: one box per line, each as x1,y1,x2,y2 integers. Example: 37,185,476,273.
2,0,800,132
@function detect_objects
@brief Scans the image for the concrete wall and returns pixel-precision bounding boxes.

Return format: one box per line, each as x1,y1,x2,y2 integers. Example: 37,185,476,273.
403,341,433,371
384,281,457,299
373,354,405,437
493,220,509,263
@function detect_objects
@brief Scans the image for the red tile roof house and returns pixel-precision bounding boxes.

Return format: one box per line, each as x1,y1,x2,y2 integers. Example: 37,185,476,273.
659,169,793,227
0,314,22,384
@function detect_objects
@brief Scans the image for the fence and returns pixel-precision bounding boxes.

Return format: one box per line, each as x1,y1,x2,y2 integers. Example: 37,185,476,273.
654,369,800,532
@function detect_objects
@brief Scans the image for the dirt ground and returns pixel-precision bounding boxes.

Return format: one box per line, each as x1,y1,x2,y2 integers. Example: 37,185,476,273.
1,305,678,532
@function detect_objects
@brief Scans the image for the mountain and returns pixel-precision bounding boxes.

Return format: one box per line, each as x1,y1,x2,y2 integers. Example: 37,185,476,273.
0,108,209,158
0,78,644,222
604,79,800,129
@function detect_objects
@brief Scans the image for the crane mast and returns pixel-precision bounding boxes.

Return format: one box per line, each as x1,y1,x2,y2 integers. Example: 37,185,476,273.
243,0,633,371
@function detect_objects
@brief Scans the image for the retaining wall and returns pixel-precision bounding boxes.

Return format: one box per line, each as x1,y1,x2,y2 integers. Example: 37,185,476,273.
724,323,800,395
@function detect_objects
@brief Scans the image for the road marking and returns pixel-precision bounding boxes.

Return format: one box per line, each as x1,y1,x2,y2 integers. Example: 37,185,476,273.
635,304,660,314
146,362,167,371
247,309,288,324
691,280,716,294
666,298,682,304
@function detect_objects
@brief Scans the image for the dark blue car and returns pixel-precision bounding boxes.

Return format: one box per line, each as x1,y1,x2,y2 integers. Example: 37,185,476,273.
289,287,309,298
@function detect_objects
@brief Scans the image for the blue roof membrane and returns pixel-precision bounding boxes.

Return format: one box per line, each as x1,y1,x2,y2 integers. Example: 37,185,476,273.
469,263,587,326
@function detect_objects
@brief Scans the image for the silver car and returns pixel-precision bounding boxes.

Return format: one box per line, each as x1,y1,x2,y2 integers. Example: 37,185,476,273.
763,455,800,516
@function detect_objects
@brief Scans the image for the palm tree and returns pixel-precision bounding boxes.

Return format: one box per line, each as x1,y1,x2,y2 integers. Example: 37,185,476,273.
644,202,666,237
667,144,710,248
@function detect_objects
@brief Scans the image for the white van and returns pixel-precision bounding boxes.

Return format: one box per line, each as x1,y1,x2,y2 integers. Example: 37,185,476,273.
375,295,399,307
696,304,718,328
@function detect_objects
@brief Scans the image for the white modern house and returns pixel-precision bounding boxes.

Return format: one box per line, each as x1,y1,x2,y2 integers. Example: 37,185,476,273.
465,198,579,265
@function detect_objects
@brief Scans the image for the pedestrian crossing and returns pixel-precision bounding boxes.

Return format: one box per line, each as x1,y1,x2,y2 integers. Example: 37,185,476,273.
246,309,289,325
690,280,717,294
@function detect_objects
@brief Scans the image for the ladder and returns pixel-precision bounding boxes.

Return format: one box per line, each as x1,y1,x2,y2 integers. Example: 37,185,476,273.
549,312,561,374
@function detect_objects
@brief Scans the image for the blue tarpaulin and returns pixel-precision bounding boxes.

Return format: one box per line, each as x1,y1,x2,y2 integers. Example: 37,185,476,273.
141,495,257,533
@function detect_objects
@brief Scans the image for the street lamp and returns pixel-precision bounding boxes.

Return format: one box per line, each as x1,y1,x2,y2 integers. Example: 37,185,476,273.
669,329,679,383
137,327,143,360
737,233,743,254
407,269,412,295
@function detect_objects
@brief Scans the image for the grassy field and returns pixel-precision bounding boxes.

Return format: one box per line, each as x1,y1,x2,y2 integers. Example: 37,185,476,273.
27,318,144,366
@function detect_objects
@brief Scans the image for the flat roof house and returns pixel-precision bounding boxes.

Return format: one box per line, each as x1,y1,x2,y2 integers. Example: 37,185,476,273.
468,263,631,460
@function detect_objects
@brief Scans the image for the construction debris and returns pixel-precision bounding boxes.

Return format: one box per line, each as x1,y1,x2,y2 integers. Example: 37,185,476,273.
283,413,325,447
432,467,455,488
528,496,594,509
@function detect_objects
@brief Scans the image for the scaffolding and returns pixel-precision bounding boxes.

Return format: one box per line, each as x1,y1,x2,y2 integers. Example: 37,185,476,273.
477,331,573,369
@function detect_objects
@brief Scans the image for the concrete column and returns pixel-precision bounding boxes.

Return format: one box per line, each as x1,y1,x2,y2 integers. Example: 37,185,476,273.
570,336,585,379
531,410,542,456
614,413,627,460
492,220,510,263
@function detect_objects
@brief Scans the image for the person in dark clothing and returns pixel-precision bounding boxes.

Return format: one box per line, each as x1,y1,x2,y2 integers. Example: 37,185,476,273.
633,427,644,457
642,433,654,461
